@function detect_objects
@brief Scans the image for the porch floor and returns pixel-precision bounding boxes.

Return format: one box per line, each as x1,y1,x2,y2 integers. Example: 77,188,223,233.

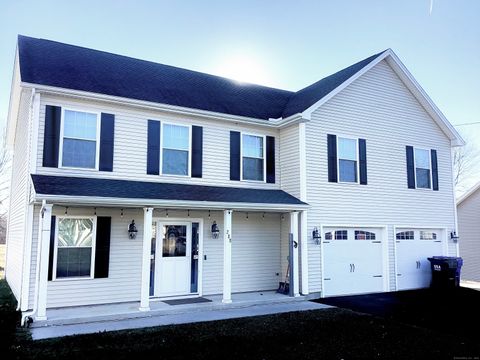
30,291,328,340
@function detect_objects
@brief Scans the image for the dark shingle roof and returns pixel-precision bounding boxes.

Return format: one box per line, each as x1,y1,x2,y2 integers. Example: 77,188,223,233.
31,175,307,206
18,35,385,120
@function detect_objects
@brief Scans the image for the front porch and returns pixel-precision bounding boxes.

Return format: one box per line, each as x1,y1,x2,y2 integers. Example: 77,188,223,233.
30,291,326,339
27,175,311,326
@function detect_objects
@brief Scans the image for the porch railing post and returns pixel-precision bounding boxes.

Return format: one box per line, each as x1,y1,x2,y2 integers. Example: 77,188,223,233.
300,210,309,295
290,211,300,297
222,209,233,303
139,207,153,311
37,203,53,320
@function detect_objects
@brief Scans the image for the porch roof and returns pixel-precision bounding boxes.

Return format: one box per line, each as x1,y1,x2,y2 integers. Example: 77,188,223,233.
31,175,308,210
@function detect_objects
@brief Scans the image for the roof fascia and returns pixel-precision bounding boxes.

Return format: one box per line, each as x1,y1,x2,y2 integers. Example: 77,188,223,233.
20,82,307,129
32,194,310,211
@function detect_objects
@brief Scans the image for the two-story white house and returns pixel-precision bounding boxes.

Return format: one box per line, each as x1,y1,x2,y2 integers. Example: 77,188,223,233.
5,36,464,325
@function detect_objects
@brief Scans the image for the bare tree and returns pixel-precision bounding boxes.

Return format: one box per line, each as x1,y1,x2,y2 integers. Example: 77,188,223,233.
453,137,480,194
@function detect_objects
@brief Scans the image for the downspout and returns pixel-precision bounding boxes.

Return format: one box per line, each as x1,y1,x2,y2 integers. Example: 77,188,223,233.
21,199,46,326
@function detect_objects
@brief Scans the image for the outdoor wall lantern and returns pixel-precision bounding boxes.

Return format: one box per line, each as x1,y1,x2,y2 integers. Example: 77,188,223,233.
450,231,459,242
211,221,220,239
312,227,321,245
128,220,138,239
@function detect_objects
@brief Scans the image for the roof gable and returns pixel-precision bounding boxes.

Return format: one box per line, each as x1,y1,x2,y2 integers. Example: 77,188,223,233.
282,51,385,118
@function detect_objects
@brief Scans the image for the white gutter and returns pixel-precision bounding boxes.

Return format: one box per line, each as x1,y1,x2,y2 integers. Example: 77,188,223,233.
20,82,308,129
33,194,310,211
20,200,46,326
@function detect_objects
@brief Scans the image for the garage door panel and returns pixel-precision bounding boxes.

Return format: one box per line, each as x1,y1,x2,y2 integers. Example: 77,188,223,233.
323,227,385,297
396,228,444,291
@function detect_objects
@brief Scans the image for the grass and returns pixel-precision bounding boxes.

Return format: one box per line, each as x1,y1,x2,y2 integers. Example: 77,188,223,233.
0,279,21,356
1,280,478,359
9,307,480,359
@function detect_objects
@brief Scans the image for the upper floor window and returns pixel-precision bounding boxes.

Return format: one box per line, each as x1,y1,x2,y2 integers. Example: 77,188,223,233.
162,123,190,176
61,110,99,169
415,148,431,189
55,217,95,279
338,137,358,183
242,134,265,181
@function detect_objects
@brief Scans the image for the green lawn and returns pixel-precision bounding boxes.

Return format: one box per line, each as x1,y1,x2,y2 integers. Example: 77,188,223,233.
1,279,478,359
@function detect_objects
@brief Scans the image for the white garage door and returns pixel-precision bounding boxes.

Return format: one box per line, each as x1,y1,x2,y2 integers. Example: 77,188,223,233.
396,229,445,291
322,227,385,297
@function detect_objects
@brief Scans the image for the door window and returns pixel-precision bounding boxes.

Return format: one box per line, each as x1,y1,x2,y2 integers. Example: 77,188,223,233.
162,225,187,257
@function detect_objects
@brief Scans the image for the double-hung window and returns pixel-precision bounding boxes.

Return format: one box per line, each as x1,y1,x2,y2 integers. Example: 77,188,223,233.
61,110,99,169
162,123,190,176
242,134,265,181
55,217,96,279
414,148,431,189
338,137,358,183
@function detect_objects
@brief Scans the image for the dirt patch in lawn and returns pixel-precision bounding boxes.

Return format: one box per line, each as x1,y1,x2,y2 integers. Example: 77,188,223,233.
9,308,479,360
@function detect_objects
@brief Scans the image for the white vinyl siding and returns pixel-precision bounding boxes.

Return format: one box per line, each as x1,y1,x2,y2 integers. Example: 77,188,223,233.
457,190,480,281
231,212,281,292
36,95,280,189
5,89,32,301
306,60,457,293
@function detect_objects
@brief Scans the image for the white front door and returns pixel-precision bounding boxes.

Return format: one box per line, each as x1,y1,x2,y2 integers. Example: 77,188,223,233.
155,222,192,297
396,229,444,290
323,227,385,297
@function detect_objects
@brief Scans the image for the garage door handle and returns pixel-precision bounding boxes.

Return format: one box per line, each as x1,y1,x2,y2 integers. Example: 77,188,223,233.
353,264,355,272
373,275,382,278
372,241,381,243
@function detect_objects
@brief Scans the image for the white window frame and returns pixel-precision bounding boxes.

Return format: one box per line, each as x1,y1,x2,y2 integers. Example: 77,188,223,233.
413,146,432,190
52,215,97,281
160,121,192,177
337,135,359,184
240,132,266,183
58,107,101,170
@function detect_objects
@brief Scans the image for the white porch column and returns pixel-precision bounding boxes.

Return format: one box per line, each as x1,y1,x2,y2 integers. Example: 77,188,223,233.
299,210,309,295
37,204,53,320
222,209,233,303
139,207,153,311
290,211,300,297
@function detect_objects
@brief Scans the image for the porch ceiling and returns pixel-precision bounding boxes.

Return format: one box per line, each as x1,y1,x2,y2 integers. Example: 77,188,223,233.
31,175,309,211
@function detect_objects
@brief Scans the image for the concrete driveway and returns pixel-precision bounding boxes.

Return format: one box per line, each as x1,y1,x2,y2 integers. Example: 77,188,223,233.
313,287,480,340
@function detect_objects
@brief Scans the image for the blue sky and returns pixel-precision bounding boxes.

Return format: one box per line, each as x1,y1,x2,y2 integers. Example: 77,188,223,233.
0,1,479,182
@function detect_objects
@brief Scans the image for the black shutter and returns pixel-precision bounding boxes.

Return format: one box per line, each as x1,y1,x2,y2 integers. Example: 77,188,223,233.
147,120,160,175
431,149,439,191
359,139,367,185
94,217,111,278
43,105,61,168
48,215,56,281
266,136,275,183
191,126,203,178
230,131,241,181
327,134,338,183
406,146,416,189
99,113,115,171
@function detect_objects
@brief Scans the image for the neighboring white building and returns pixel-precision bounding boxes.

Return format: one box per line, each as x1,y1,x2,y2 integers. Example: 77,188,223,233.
457,183,480,282
5,36,464,324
